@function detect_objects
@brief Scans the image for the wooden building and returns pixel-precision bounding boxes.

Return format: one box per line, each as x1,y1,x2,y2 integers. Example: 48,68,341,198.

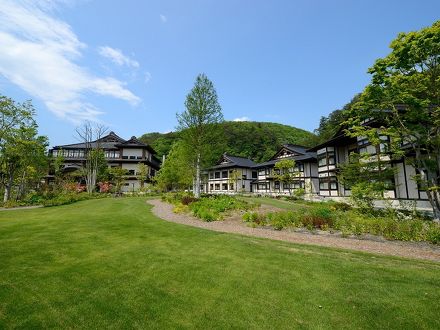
48,131,161,192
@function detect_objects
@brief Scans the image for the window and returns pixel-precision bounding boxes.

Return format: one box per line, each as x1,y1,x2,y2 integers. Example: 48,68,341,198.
258,183,267,190
215,172,220,179
258,169,265,176
242,174,247,180
274,181,280,189
318,155,327,166
222,171,228,178
215,184,220,190
229,183,234,190
129,156,136,159
128,170,135,175
210,184,214,191
295,163,304,172
252,171,258,179
222,183,228,190
209,172,214,179
319,177,338,190
328,150,336,165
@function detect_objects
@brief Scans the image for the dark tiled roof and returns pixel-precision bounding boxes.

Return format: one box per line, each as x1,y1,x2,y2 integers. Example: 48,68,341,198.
53,131,125,150
52,132,156,154
115,136,156,154
282,144,309,154
254,153,316,168
209,153,256,169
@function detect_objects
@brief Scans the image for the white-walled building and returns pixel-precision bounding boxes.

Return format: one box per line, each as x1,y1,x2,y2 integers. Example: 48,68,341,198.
49,132,161,192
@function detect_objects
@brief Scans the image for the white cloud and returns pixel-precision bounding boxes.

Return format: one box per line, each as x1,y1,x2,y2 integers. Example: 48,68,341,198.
144,72,152,83
233,116,250,122
0,0,140,123
160,14,167,23
98,46,139,68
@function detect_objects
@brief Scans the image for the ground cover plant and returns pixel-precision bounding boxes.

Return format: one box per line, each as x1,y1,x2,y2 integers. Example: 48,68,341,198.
0,198,439,329
163,192,259,221
241,198,440,244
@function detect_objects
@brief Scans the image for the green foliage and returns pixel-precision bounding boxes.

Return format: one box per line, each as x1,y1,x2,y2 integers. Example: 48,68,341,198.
314,94,361,142
139,121,316,163
108,167,129,193
0,95,49,202
241,199,440,244
154,141,193,191
339,152,396,211
163,193,257,222
273,159,299,195
189,195,256,221
177,73,224,197
346,20,440,218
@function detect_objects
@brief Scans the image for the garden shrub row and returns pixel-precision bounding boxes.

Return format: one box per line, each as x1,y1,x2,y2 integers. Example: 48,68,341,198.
242,203,440,244
164,192,259,221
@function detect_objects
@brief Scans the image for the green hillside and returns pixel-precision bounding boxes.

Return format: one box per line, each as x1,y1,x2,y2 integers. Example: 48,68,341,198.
139,121,317,163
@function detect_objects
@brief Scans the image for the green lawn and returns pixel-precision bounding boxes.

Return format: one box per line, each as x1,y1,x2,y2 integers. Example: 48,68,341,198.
240,195,310,210
0,198,439,329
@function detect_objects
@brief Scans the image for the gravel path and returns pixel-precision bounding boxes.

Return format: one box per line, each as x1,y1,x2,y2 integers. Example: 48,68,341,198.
147,199,440,262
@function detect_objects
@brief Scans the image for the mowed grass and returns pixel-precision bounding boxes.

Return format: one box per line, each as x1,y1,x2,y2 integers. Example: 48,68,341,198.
0,198,439,329
240,196,308,210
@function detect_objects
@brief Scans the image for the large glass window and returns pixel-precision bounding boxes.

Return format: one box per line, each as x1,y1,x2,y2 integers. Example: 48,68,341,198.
215,172,220,179
222,171,228,178
222,183,228,190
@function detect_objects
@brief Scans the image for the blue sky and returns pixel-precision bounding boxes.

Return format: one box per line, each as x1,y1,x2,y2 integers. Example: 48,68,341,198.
0,0,439,146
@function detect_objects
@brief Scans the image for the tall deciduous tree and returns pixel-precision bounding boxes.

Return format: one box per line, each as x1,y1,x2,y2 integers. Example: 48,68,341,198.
177,74,224,198
0,96,48,202
76,122,107,194
228,169,241,193
273,159,299,196
154,141,193,192
346,20,440,219
137,163,150,189
108,167,128,194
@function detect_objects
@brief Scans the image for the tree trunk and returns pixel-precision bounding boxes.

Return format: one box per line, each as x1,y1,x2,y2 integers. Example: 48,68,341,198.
17,170,27,200
3,171,13,202
195,153,201,198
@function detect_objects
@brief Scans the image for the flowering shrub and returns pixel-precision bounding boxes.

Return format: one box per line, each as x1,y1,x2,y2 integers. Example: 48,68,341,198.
98,181,112,193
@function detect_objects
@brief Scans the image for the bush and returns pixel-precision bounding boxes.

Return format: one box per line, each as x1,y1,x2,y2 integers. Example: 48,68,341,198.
242,211,266,226
300,205,334,229
188,195,257,221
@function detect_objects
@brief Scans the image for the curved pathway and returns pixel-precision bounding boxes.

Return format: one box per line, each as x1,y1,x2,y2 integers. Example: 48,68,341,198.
147,199,440,262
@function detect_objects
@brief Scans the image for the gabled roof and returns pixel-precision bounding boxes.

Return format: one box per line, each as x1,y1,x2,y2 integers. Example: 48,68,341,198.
52,131,156,153
254,153,316,168
116,136,157,154
269,144,309,160
209,153,256,169
53,131,126,150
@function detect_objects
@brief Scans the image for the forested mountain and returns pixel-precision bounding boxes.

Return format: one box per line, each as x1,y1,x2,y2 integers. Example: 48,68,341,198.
139,121,317,163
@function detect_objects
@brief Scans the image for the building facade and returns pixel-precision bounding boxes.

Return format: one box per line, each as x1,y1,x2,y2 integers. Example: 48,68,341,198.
205,145,318,196
308,129,431,210
48,131,161,192
251,144,318,195
205,154,257,194
204,139,431,211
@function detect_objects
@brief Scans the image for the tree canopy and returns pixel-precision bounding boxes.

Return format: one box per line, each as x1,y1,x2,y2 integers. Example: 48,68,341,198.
176,74,224,197
345,20,440,218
